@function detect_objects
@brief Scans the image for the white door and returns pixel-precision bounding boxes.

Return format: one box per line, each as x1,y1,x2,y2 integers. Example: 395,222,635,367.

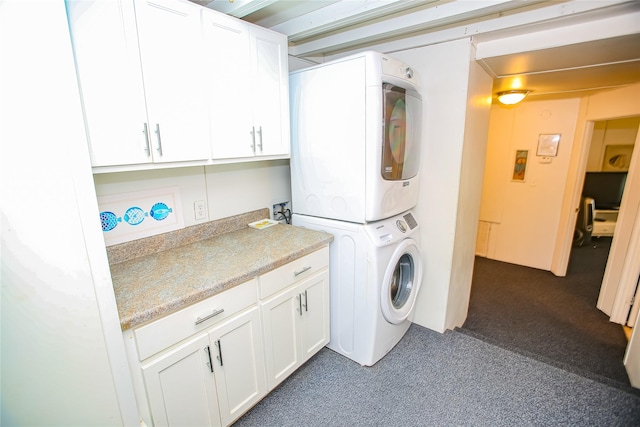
299,270,330,360
261,285,301,390
208,306,267,426
598,122,640,322
380,239,423,324
250,26,289,157
134,0,211,163
66,0,151,167
202,8,255,160
142,333,221,427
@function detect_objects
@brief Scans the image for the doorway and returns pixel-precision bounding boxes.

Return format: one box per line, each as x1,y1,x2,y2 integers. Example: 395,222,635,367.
573,117,639,324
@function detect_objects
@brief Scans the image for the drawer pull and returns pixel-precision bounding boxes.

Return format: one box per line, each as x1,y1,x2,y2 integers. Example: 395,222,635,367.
195,308,225,325
294,266,312,277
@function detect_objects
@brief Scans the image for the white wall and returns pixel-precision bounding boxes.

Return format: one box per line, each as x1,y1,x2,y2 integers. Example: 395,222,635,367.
94,161,291,240
586,117,639,172
1,1,136,424
393,38,492,332
478,98,580,270
446,51,494,330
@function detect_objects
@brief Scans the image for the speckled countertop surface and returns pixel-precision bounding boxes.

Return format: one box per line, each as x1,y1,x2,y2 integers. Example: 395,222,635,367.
110,219,333,330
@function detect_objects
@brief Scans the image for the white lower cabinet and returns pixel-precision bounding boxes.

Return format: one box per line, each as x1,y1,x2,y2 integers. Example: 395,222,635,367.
207,306,266,426
139,309,267,427
123,247,329,426
260,248,330,390
142,333,221,427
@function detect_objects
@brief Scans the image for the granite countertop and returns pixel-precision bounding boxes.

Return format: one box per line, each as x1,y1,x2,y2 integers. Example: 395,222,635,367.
110,219,333,330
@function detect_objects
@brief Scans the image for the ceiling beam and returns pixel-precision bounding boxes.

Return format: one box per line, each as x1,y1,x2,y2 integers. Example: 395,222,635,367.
294,0,637,59
288,0,527,57
198,0,278,18
271,0,438,42
475,8,640,59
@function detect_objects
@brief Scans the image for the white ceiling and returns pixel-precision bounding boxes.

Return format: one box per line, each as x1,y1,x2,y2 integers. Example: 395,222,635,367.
195,0,640,100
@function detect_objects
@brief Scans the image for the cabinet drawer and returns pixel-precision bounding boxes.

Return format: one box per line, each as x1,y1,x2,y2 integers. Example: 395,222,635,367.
593,221,616,235
259,246,329,299
133,279,257,361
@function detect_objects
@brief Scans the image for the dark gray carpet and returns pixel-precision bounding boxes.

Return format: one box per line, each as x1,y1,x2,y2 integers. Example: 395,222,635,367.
459,237,633,391
235,325,640,426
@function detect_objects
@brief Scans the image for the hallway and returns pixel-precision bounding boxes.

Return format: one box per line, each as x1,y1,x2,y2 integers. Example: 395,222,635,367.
460,237,635,392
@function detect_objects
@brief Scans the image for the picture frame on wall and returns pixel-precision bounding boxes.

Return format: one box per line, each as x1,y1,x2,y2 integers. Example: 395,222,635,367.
512,149,528,182
602,144,633,171
537,134,561,157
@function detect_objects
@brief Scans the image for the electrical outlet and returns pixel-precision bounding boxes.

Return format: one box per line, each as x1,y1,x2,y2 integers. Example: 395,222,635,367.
272,200,291,223
194,200,207,220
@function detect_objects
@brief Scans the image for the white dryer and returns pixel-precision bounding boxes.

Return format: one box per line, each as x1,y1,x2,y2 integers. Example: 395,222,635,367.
290,51,423,224
293,210,422,366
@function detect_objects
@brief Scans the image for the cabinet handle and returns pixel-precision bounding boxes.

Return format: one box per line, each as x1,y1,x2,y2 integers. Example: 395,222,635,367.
195,308,225,325
297,293,303,316
250,127,256,153
256,126,263,152
142,123,151,156
204,346,214,373
215,339,223,366
155,123,163,156
294,266,312,277
304,290,308,312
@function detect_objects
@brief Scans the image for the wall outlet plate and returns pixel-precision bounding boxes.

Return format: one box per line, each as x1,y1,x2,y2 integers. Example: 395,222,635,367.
194,200,207,220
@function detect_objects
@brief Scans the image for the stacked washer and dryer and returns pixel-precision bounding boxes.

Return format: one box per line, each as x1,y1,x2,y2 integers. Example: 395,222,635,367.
290,51,424,366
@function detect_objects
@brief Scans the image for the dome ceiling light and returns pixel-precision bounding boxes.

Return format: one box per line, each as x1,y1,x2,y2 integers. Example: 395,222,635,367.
496,90,530,105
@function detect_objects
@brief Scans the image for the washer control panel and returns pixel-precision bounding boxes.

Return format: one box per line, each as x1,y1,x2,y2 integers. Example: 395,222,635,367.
364,210,419,247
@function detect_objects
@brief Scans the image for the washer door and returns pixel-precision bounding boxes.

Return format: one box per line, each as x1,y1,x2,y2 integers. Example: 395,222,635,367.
380,238,423,324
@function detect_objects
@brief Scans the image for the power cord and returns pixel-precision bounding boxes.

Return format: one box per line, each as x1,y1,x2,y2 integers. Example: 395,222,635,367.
275,203,292,224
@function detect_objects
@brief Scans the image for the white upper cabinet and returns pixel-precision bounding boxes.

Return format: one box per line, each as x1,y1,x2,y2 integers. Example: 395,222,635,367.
202,9,254,159
249,26,290,158
134,0,212,164
203,8,290,160
66,0,150,167
68,0,211,168
69,0,289,171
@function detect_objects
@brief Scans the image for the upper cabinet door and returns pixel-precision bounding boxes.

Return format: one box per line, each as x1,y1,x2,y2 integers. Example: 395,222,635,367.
134,0,212,163
202,9,255,160
250,27,290,158
67,0,151,167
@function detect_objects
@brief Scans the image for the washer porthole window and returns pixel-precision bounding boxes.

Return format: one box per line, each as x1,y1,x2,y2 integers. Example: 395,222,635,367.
390,253,414,309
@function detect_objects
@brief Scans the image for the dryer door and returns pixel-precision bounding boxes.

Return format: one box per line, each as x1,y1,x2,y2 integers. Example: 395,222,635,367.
380,238,423,324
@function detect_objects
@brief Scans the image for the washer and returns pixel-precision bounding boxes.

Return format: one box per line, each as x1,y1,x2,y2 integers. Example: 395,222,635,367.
293,210,422,366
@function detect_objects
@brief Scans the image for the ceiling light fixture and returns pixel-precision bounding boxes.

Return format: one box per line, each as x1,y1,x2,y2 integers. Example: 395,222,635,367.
496,90,529,105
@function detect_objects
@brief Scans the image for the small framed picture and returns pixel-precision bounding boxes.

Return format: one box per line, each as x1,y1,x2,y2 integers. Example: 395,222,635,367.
602,144,633,171
537,134,560,157
512,150,528,182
